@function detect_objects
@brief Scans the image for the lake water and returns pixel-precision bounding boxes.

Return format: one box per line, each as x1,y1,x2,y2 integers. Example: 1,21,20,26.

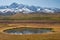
3,27,54,35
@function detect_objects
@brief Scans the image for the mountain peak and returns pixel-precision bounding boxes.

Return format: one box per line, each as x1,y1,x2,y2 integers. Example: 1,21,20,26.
9,2,19,8
11,2,18,5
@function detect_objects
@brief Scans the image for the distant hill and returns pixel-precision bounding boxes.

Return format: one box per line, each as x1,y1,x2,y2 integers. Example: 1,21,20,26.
0,13,60,21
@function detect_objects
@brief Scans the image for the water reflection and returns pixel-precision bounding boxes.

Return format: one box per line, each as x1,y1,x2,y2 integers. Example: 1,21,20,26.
3,27,54,35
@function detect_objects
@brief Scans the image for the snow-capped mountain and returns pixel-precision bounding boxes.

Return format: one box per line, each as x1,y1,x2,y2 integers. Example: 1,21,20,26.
42,8,54,13
0,2,60,15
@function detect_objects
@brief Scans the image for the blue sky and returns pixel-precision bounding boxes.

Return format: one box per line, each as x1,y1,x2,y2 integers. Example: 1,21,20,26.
0,0,60,8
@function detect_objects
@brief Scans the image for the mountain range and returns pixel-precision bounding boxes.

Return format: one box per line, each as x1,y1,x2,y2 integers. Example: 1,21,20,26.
0,3,60,15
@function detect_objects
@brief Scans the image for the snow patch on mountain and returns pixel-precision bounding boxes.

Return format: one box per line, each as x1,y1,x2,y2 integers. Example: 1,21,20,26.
43,9,54,13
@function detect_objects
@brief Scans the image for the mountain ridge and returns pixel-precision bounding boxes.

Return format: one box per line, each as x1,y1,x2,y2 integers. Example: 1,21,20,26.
0,2,60,16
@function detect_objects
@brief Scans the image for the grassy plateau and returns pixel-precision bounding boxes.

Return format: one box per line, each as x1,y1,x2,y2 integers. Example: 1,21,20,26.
0,13,60,40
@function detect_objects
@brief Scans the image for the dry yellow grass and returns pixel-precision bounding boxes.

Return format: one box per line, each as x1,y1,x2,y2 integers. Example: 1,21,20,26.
0,23,60,40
